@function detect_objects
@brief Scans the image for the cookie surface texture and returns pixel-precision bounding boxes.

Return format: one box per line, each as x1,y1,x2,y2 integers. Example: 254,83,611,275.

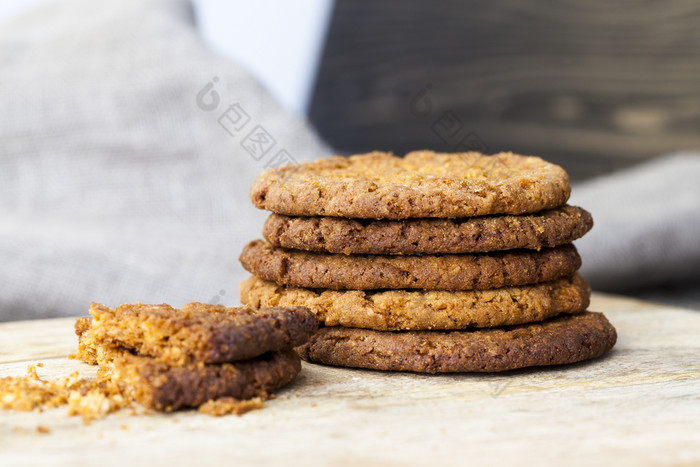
263,205,592,255
250,151,571,219
107,350,301,410
85,302,318,365
240,240,581,290
239,274,591,331
296,312,616,373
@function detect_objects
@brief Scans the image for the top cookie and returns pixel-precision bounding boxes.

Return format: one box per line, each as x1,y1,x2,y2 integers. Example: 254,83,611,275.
250,151,571,219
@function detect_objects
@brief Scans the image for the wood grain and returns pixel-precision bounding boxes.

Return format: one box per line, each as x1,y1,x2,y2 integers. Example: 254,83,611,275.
1,293,699,466
310,0,700,180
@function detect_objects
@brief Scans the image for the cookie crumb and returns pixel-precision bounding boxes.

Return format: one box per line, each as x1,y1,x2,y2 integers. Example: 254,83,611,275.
27,363,43,380
0,366,131,424
36,425,50,434
198,397,266,416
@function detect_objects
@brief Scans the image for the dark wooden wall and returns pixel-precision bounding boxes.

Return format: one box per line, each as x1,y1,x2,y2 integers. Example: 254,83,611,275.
309,0,700,180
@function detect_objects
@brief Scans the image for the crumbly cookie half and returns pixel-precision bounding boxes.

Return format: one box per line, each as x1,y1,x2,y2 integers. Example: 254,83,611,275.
104,350,300,411
84,302,318,365
240,240,581,291
297,312,616,373
250,151,570,219
239,274,591,331
263,205,592,255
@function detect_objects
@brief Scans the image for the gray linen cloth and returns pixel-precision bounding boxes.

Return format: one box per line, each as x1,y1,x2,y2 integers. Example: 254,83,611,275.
0,0,330,320
0,0,698,320
573,153,700,294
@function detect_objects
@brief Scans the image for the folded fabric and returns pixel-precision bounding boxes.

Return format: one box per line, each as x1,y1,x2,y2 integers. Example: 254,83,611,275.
0,0,330,321
571,152,700,292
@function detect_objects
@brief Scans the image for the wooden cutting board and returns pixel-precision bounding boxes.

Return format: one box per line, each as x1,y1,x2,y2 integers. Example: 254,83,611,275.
1,293,699,467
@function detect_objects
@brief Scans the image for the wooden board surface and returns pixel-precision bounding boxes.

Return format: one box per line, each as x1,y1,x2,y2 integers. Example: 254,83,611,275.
1,293,699,467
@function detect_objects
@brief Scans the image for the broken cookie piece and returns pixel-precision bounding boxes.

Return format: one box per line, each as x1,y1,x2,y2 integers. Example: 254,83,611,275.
70,302,317,416
103,349,301,411
79,302,318,365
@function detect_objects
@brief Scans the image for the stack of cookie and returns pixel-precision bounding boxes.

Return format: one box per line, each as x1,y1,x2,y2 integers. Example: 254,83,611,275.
74,302,318,411
240,151,616,373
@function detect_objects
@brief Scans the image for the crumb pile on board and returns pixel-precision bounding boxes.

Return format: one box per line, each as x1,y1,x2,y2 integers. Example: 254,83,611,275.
1,302,317,423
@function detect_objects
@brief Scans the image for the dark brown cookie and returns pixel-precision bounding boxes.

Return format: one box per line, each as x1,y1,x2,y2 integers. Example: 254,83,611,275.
297,312,616,373
263,205,593,255
106,350,300,411
251,151,570,219
240,240,581,291
82,302,318,365
240,274,591,331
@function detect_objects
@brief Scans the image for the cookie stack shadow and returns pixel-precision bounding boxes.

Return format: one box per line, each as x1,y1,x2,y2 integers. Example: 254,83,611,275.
240,151,617,373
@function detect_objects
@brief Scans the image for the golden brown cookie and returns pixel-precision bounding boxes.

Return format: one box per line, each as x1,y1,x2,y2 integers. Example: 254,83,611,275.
80,302,318,365
240,240,581,290
239,274,591,331
250,151,570,219
263,205,593,255
105,349,300,411
296,312,616,373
